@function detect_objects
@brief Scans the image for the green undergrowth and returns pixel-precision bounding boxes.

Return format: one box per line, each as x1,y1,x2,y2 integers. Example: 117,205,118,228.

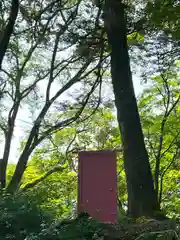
0,193,52,240
28,215,179,240
0,193,179,240
27,215,106,240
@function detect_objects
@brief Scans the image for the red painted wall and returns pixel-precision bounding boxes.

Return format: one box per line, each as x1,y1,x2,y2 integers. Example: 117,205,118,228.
78,150,118,223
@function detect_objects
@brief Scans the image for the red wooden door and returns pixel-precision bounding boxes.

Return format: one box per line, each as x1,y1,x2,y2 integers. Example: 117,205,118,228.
78,150,117,223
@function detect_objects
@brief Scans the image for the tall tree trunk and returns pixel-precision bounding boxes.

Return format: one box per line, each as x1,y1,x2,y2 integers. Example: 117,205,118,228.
0,0,19,68
6,151,31,192
0,99,21,188
104,0,158,217
0,0,19,185
0,131,13,188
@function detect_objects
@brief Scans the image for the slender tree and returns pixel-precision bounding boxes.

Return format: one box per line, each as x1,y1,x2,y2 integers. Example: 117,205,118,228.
103,0,158,217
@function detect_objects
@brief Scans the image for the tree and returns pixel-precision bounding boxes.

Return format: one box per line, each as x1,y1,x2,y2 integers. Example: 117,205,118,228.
138,36,180,213
139,81,180,217
145,0,180,40
0,0,108,192
100,0,158,217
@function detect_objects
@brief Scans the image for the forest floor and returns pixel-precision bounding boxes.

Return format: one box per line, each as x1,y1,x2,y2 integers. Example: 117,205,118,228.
55,215,179,240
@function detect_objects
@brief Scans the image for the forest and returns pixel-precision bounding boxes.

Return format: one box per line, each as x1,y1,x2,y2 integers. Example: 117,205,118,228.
0,0,179,239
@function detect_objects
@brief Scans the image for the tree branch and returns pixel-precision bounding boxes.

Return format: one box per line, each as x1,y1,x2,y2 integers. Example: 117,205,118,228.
147,129,158,161
20,165,67,192
45,29,61,102
154,79,180,199
6,59,95,192
158,149,179,204
160,131,180,159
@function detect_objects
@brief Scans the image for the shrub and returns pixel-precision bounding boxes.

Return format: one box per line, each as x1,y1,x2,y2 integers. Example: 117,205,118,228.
0,192,51,240
26,215,106,240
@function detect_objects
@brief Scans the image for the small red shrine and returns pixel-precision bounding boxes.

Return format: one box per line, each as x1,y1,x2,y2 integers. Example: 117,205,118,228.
77,150,118,223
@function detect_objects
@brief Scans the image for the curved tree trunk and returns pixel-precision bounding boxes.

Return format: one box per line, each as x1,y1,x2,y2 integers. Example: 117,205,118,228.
104,0,158,217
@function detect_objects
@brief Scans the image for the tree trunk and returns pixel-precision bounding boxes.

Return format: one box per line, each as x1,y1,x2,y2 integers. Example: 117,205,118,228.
0,0,19,68
104,0,158,217
6,151,30,192
0,132,13,188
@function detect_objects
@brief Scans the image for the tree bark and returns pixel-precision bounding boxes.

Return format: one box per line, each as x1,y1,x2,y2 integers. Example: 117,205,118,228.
0,101,20,188
0,0,19,68
0,132,13,188
104,0,158,217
